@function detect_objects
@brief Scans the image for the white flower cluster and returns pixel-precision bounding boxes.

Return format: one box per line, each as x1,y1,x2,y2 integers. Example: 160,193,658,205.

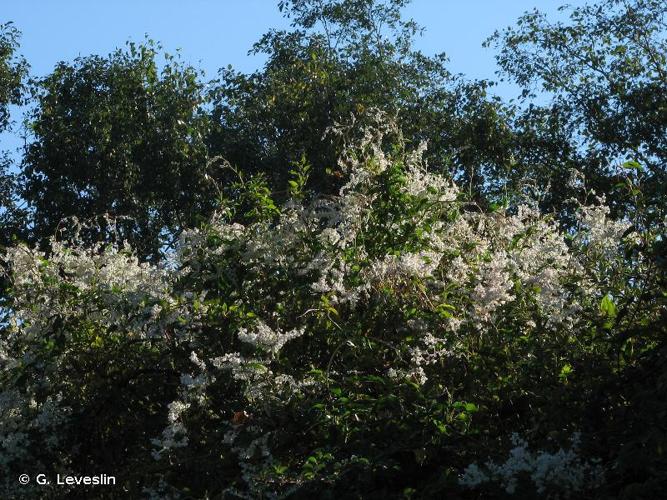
460,433,605,497
368,250,443,282
471,252,513,324
212,352,265,382
1,116,642,496
0,391,31,468
237,321,305,354
577,198,632,257
151,401,191,460
5,239,174,342
401,144,458,203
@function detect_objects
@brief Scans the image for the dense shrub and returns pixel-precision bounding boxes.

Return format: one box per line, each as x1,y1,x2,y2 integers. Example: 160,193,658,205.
1,117,665,498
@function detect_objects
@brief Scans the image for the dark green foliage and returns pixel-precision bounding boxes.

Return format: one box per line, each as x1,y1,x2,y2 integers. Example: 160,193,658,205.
487,0,667,221
207,0,513,203
0,22,27,242
21,40,214,260
0,21,27,133
0,22,28,313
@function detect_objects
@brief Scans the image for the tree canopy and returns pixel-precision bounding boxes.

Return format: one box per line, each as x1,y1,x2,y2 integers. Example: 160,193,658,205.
488,0,667,221
0,22,27,133
207,0,513,202
21,41,213,260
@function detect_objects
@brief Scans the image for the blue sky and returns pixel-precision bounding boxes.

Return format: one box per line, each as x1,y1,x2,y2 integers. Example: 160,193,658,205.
3,1,583,83
1,0,584,151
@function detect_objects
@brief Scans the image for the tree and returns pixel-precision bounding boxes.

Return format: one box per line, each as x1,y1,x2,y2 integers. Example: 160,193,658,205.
0,22,27,133
487,0,667,220
21,40,214,260
0,22,28,313
0,21,28,245
207,0,514,202
0,152,25,246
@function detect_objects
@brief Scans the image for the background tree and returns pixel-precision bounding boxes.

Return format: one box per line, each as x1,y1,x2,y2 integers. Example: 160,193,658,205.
207,0,514,202
12,0,667,258
0,22,28,246
487,0,667,221
0,22,27,132
21,40,214,260
0,22,28,320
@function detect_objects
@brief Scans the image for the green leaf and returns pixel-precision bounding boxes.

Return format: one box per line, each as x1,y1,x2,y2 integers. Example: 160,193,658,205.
273,464,288,475
622,160,643,172
464,403,478,413
559,363,573,382
600,294,617,318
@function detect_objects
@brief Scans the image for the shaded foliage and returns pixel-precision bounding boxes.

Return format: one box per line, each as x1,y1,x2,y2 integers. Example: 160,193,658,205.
207,0,513,204
0,21,27,133
21,41,214,260
487,0,667,222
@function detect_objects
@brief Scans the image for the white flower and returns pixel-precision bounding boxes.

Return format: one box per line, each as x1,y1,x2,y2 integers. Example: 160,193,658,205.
459,433,605,496
237,321,305,354
471,253,513,324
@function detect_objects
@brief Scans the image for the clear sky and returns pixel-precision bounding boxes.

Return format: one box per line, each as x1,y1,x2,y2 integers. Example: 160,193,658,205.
1,0,584,151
